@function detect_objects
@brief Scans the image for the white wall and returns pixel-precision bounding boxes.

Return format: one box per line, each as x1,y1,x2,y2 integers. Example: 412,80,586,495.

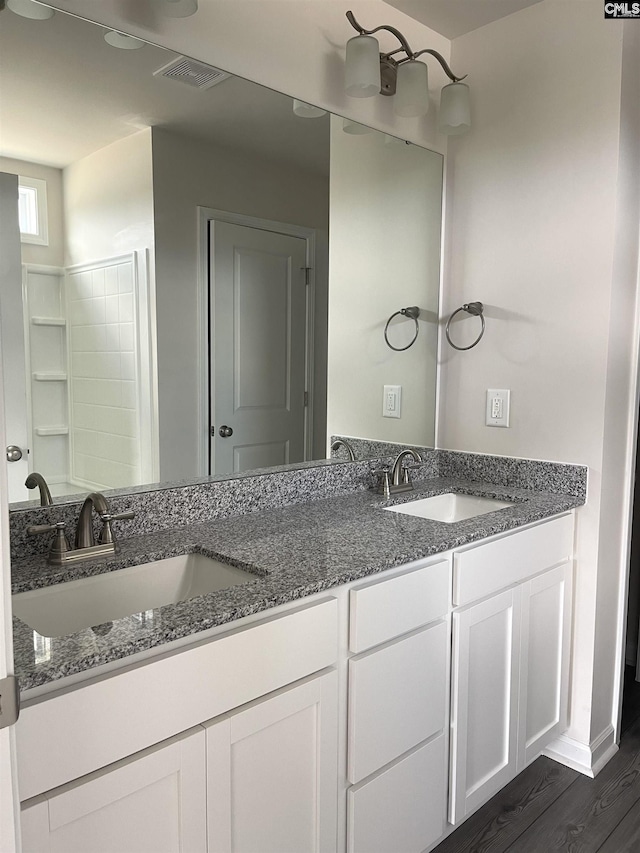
64,130,154,267
327,118,441,446
151,127,329,480
63,130,156,488
0,157,64,267
441,0,638,752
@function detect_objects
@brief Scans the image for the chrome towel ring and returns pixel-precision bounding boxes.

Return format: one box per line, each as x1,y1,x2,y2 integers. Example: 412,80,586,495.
445,301,485,351
384,306,420,351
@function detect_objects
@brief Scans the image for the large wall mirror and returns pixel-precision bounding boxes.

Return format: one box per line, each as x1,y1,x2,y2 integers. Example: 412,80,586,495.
0,4,443,507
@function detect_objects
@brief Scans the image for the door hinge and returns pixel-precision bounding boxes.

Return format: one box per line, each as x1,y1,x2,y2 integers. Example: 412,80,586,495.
210,425,215,437
304,391,309,407
0,675,20,729
301,267,312,286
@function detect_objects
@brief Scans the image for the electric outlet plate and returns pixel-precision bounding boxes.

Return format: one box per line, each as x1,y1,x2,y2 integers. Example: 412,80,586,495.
383,384,402,419
486,389,510,427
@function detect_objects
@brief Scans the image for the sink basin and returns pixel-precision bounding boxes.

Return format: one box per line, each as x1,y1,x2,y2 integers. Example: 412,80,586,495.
12,553,258,638
384,492,514,524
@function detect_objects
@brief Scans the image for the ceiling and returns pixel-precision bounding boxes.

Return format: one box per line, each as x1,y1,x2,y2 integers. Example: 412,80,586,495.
383,0,544,39
0,6,329,174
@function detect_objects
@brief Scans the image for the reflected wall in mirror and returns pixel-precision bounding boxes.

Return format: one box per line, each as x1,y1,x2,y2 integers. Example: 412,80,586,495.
0,4,442,508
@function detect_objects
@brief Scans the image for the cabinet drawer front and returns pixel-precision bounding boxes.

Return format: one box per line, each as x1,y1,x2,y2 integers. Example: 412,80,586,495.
453,514,573,606
349,558,450,653
348,621,447,784
18,597,338,801
347,735,446,853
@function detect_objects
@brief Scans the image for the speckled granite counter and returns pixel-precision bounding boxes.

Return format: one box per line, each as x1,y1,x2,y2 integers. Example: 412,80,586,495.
12,475,584,693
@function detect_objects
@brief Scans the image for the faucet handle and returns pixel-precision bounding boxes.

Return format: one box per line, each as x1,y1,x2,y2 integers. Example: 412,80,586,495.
27,521,71,564
97,510,135,546
372,468,391,499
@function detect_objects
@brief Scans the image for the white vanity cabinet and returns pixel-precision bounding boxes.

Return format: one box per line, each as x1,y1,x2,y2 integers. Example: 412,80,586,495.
345,558,451,853
17,598,340,853
449,514,574,824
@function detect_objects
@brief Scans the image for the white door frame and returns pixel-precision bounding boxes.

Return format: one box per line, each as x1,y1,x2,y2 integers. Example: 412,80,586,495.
197,207,316,475
0,329,22,852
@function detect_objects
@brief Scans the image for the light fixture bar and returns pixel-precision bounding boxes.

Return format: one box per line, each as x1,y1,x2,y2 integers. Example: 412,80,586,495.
345,11,466,83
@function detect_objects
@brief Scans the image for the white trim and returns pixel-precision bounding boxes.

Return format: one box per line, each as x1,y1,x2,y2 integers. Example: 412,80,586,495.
543,725,617,778
0,273,21,851
197,207,317,475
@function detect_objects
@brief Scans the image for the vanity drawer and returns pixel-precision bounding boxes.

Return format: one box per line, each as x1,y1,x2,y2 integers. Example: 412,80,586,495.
347,734,446,853
349,558,450,653
453,514,574,606
347,621,447,784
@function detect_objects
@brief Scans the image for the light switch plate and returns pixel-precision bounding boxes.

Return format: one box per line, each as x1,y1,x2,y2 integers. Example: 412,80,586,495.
486,389,510,427
383,384,402,419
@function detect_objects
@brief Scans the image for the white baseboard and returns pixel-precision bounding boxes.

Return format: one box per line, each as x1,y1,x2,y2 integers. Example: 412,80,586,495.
543,725,618,777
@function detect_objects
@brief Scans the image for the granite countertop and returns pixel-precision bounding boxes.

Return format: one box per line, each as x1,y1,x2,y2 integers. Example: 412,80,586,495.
12,476,583,692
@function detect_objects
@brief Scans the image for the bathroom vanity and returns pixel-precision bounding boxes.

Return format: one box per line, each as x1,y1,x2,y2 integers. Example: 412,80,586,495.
10,466,582,853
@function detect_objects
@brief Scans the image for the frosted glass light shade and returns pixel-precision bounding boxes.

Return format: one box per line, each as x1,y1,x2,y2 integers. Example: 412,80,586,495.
7,0,54,19
438,82,471,135
345,35,380,98
395,60,429,117
104,30,145,49
159,0,198,17
292,99,327,119
342,118,373,135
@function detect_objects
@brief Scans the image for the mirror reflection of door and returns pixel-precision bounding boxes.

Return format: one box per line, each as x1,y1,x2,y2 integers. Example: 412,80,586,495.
0,173,29,502
210,219,310,475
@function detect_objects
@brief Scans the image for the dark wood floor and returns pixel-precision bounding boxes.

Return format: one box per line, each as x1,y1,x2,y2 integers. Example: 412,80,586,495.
433,667,640,853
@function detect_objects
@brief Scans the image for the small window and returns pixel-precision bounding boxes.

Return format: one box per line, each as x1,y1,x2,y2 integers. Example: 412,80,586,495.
18,176,48,246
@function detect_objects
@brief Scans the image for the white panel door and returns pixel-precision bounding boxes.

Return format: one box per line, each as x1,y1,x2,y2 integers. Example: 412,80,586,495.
20,727,206,853
205,671,338,853
210,221,307,475
519,561,572,768
0,173,29,501
450,587,521,824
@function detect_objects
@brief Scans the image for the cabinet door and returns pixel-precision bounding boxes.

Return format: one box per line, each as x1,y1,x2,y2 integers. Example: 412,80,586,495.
20,727,206,853
450,588,521,824
205,670,338,853
519,561,572,768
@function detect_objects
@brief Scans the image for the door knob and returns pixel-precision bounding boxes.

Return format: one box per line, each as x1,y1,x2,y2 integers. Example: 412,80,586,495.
219,425,233,438
6,445,23,462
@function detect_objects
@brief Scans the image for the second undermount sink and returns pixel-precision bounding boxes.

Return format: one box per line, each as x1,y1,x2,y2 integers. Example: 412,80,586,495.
384,492,515,524
12,553,259,638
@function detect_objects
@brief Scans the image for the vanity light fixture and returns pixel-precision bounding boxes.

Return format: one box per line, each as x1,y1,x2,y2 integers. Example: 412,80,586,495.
344,10,470,134
6,0,54,19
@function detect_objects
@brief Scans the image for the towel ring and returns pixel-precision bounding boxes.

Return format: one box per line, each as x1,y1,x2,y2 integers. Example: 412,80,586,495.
384,306,420,351
445,302,485,351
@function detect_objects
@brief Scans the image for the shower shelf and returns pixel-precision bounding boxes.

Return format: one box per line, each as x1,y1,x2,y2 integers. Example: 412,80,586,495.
32,372,67,382
35,427,69,436
31,317,66,327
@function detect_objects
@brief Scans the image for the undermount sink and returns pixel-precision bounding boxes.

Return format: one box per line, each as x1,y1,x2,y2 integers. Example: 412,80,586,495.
12,553,258,638
384,492,514,524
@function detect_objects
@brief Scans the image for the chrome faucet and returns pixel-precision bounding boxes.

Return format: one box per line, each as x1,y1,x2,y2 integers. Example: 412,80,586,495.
25,472,53,506
331,439,356,461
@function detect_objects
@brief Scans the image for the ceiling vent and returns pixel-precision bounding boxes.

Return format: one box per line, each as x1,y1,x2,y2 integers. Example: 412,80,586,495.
153,56,231,90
